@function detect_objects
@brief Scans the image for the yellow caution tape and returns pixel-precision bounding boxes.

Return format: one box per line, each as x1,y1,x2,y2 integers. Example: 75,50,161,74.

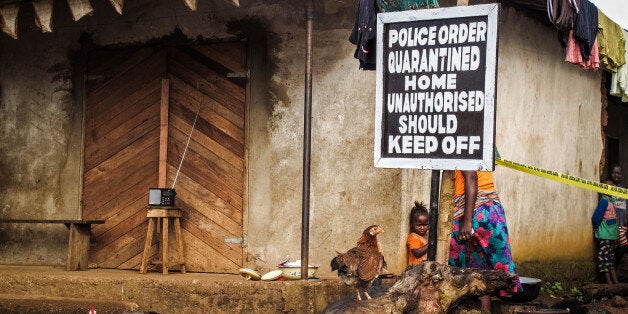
495,157,628,199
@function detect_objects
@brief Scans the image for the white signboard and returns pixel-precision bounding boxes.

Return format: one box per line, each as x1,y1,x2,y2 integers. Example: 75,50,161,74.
374,4,499,171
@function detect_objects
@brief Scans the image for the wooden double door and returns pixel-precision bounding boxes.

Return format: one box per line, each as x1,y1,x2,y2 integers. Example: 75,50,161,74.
81,42,247,273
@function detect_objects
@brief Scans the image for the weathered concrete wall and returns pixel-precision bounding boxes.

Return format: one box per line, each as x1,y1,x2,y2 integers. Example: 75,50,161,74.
0,0,604,279
494,8,602,265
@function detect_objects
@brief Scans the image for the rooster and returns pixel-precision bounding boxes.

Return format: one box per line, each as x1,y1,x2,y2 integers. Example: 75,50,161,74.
330,225,385,300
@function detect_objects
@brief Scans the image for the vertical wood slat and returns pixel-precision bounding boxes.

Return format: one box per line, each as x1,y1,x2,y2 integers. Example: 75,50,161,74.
159,79,170,187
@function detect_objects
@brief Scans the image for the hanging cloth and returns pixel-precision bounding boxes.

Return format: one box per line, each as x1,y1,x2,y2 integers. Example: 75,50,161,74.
565,30,600,70
547,0,579,31
597,10,626,73
573,0,598,61
349,0,379,70
610,30,628,102
349,0,440,70
377,0,439,12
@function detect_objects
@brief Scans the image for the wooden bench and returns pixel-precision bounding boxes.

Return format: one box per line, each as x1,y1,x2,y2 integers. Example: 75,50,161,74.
0,219,105,271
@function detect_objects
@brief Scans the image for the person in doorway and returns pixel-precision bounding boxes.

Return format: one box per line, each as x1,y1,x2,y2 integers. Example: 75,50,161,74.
592,197,620,284
449,170,519,312
602,164,626,273
407,201,429,265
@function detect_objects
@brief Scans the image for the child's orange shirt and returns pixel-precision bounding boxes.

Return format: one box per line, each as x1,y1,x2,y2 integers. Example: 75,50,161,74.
406,232,428,265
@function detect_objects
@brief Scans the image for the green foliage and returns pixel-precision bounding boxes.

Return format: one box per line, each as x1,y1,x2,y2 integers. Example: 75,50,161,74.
541,281,584,302
570,286,584,302
541,281,563,298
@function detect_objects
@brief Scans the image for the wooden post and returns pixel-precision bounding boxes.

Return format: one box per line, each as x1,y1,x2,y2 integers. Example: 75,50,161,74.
437,170,455,263
159,79,169,188
432,0,471,266
66,223,92,271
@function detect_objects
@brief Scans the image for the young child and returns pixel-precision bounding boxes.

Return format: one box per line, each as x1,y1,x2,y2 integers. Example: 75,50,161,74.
407,201,429,265
592,197,620,284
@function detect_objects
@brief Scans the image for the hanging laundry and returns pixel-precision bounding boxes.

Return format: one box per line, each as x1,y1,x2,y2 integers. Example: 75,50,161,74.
377,0,439,12
349,0,379,70
565,30,600,70
573,0,598,61
547,0,579,31
348,0,440,70
610,30,628,102
597,10,626,73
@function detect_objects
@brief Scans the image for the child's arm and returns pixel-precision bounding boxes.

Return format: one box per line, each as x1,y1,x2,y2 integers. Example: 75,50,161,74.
592,198,609,229
410,244,428,259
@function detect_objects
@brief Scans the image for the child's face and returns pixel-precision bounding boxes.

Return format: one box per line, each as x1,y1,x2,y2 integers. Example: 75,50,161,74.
411,215,429,236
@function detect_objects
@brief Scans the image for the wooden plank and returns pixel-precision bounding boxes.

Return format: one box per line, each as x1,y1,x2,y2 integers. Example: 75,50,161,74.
159,79,169,188
170,114,243,171
171,88,244,144
195,43,247,74
98,230,148,269
86,50,166,125
181,208,242,265
84,103,160,171
90,192,147,238
166,165,241,224
147,209,181,218
169,138,243,199
67,223,92,271
93,206,148,250
170,75,244,128
168,55,244,114
83,129,159,187
92,221,146,264
170,101,244,157
182,230,238,273
119,242,155,270
83,170,154,221
167,147,243,210
82,152,158,213
83,138,158,200
0,219,104,224
177,195,241,237
86,71,162,129
169,47,246,102
169,126,243,183
87,47,158,93
84,84,160,149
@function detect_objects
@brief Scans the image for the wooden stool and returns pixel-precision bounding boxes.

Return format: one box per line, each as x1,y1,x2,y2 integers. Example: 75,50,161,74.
140,207,186,274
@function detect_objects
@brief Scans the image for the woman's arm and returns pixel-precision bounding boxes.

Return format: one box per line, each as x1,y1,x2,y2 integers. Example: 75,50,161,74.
460,170,478,240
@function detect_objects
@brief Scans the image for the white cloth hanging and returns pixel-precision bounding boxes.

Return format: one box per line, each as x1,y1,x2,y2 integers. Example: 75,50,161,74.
610,30,628,102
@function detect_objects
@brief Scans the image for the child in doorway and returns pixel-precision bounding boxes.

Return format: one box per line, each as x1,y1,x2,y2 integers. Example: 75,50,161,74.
592,197,620,284
407,201,429,265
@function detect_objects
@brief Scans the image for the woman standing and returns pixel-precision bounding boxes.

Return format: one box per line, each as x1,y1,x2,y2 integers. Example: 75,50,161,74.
449,170,519,312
